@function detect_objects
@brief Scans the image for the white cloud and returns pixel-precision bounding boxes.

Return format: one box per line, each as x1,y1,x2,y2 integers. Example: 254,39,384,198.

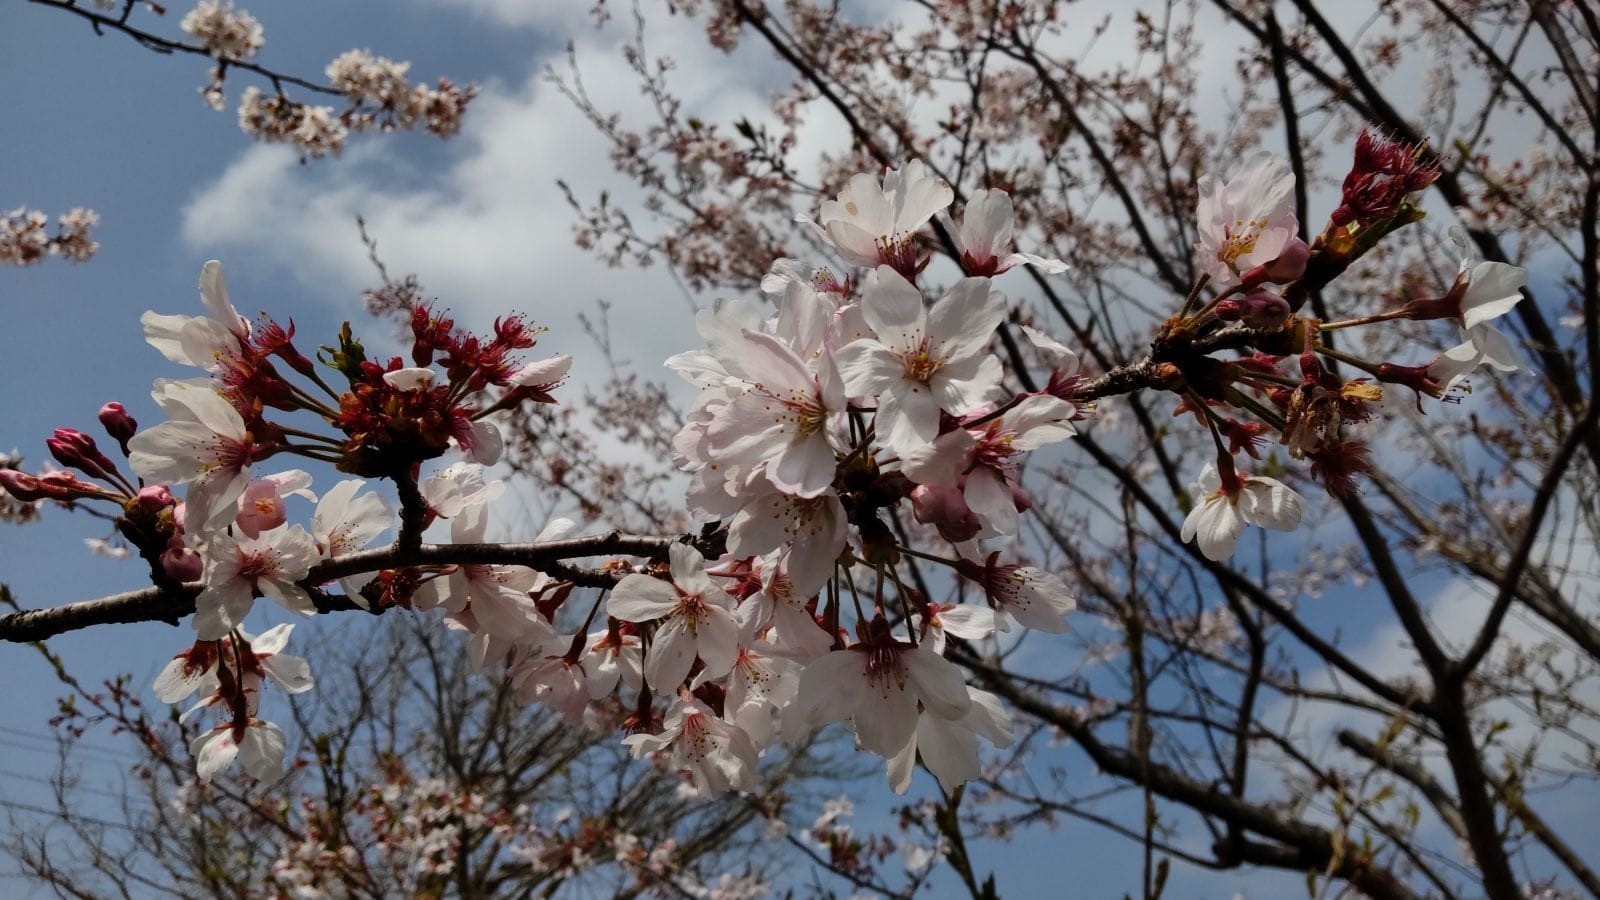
180,10,804,396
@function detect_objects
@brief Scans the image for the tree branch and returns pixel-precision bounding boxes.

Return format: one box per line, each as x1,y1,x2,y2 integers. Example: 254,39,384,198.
0,531,687,643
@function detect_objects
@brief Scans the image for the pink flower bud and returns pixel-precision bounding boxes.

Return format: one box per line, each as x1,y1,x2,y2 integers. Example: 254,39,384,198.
161,545,204,582
47,428,118,481
1213,299,1244,322
136,484,175,514
98,402,138,455
35,470,107,500
1266,237,1310,282
910,482,982,544
1239,289,1291,329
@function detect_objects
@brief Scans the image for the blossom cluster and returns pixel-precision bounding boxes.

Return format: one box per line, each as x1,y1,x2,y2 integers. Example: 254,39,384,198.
166,2,477,158
0,137,1526,801
609,162,1083,793
179,0,264,61
1172,135,1527,560
2,261,567,779
0,206,99,266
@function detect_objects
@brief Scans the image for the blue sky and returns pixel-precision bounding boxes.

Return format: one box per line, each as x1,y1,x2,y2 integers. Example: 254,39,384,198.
2,1,1591,897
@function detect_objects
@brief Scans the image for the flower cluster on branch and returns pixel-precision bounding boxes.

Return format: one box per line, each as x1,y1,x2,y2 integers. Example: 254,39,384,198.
0,138,1524,799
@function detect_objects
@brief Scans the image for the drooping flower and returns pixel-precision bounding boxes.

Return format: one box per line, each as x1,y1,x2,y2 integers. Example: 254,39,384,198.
170,623,316,723
622,695,760,795
955,553,1077,633
607,543,740,692
901,394,1077,537
835,268,1005,454
1180,461,1304,561
736,552,834,659
713,636,802,746
1437,232,1526,376
191,718,287,783
152,640,222,706
886,686,1012,794
412,501,551,655
726,486,848,596
794,617,971,759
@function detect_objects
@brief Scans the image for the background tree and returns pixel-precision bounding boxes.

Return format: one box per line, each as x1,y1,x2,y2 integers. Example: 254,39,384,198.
0,587,877,898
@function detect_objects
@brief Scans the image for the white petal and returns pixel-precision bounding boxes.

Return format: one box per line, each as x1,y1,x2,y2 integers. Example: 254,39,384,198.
859,267,926,350
902,646,971,721
1241,477,1304,532
926,278,1004,361
191,728,240,782
382,367,436,391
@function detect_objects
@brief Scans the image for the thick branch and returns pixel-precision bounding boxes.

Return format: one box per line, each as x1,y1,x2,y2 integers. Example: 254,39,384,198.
0,531,685,643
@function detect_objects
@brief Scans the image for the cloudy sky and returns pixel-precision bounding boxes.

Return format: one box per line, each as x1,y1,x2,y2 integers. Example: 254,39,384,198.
2,0,1590,896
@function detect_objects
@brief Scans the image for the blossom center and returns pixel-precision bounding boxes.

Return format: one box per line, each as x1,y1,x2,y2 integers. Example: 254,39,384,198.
901,338,944,382
1220,219,1265,266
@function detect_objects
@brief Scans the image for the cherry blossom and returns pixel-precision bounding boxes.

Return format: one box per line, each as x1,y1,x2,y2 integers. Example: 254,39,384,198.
607,543,739,692
725,486,848,595
795,618,971,759
193,524,319,638
235,470,315,539
887,686,1012,794
422,461,506,519
623,695,760,796
942,189,1068,277
1181,462,1304,561
311,478,393,601
798,160,953,276
1194,153,1302,287
180,1,264,60
192,718,287,783
413,502,550,653
140,260,250,373
835,268,1005,454
706,330,848,498
1442,234,1527,376
957,554,1078,633
127,380,257,533
901,394,1077,537
382,367,437,391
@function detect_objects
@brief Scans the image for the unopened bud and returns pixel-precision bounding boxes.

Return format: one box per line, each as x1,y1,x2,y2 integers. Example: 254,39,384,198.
1239,289,1291,329
1266,238,1310,282
98,402,138,455
135,485,175,514
161,545,204,582
0,469,46,502
36,470,109,500
1377,362,1445,399
910,482,981,544
1213,299,1244,321
47,428,117,481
